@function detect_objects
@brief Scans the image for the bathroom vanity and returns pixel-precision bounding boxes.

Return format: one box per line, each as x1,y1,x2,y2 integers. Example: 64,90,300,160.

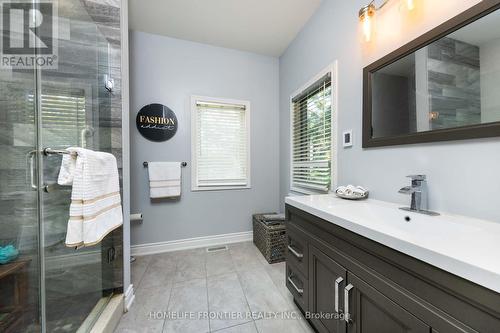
284,195,500,333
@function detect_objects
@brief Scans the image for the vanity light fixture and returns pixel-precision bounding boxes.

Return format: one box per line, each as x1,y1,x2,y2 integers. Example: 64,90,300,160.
407,0,415,11
359,0,415,42
359,3,376,42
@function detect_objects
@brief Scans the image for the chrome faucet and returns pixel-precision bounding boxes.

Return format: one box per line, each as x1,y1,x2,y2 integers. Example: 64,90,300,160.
399,175,439,216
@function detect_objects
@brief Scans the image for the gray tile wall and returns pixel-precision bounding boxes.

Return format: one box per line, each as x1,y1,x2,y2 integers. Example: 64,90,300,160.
427,37,481,130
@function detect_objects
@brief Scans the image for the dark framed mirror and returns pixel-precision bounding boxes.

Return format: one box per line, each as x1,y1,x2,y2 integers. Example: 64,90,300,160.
363,0,500,148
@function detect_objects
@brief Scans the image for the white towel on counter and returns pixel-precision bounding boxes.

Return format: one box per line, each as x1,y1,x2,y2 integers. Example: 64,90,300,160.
58,147,123,248
147,162,181,199
336,185,368,197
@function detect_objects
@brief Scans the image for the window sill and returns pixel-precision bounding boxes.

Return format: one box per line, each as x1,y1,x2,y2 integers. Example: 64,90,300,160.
289,187,326,196
289,187,332,195
192,185,251,192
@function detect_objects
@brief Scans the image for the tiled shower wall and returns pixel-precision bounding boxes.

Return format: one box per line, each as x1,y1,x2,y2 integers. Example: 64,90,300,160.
427,37,481,130
83,0,124,295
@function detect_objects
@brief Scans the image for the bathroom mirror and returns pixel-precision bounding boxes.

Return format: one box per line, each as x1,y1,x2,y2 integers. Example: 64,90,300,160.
363,1,500,147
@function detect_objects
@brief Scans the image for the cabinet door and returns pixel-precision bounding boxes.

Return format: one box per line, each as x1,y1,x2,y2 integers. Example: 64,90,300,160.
346,272,430,333
309,245,347,333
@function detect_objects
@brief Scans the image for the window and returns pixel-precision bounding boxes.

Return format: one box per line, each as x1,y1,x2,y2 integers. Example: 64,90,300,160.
291,70,334,193
27,87,87,147
191,96,251,191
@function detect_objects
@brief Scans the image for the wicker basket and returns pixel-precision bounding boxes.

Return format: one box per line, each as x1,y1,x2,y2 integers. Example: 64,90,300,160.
252,213,287,264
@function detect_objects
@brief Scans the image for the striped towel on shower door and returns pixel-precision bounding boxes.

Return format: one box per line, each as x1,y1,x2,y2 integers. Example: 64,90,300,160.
57,147,123,248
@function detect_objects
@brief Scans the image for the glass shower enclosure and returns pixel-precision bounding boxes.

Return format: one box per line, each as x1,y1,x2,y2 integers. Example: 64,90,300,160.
0,0,123,332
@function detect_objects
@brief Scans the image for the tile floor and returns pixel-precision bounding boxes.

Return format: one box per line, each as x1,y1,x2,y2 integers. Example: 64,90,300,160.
115,241,314,333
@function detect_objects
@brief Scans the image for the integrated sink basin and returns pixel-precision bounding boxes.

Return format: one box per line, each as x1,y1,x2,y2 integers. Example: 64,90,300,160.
285,194,500,293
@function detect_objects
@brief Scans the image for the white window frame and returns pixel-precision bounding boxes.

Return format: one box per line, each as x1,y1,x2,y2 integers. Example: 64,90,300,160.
289,62,338,195
191,95,251,192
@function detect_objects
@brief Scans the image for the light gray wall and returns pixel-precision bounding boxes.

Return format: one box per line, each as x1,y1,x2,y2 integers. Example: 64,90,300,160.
279,0,500,223
129,31,280,246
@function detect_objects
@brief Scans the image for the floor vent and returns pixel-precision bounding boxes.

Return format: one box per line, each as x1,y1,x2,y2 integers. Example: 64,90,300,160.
206,245,229,253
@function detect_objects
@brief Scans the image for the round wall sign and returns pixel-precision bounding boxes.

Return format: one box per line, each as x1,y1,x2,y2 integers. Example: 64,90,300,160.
136,103,178,142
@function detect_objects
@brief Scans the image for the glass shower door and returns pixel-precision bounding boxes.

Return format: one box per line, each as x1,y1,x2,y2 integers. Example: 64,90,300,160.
38,0,116,331
1,0,121,332
0,3,41,331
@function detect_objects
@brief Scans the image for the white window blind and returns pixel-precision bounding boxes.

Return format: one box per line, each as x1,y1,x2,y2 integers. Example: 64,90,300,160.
292,73,332,193
28,88,86,147
193,99,250,189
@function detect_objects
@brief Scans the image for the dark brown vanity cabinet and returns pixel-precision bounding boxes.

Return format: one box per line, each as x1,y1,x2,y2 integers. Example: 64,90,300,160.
285,204,500,333
286,223,309,276
285,223,310,311
346,272,429,333
286,263,308,311
308,245,347,333
307,245,428,333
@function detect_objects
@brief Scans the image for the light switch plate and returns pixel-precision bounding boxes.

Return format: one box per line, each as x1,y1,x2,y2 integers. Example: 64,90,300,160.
343,130,353,148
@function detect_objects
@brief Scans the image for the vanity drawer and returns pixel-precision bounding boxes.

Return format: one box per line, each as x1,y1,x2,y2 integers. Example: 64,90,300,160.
286,262,308,311
286,223,309,277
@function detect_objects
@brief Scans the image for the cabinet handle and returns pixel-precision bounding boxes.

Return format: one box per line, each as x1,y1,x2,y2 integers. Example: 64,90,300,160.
344,284,354,323
288,276,304,295
287,245,304,259
334,277,344,313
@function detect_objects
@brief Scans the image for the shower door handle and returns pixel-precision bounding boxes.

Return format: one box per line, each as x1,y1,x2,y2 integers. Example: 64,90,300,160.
27,150,37,190
27,150,61,192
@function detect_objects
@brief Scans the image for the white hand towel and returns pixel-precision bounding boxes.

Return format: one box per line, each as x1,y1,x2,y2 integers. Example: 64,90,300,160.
150,186,181,198
58,147,123,248
352,186,368,196
335,186,349,195
336,185,368,197
57,152,77,186
147,162,182,198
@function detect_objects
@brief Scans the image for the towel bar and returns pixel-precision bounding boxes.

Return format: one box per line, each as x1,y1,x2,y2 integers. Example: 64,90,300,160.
143,161,187,168
43,148,77,157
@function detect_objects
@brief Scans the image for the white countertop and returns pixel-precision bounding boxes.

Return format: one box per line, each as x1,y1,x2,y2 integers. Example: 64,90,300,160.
285,194,500,294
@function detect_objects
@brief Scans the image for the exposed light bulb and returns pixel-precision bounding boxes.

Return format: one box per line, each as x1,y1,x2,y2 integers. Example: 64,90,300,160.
359,4,375,43
363,15,373,42
407,0,415,11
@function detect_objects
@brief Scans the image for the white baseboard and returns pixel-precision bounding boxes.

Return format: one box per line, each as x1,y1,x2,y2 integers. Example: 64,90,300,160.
131,231,253,256
124,284,135,311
